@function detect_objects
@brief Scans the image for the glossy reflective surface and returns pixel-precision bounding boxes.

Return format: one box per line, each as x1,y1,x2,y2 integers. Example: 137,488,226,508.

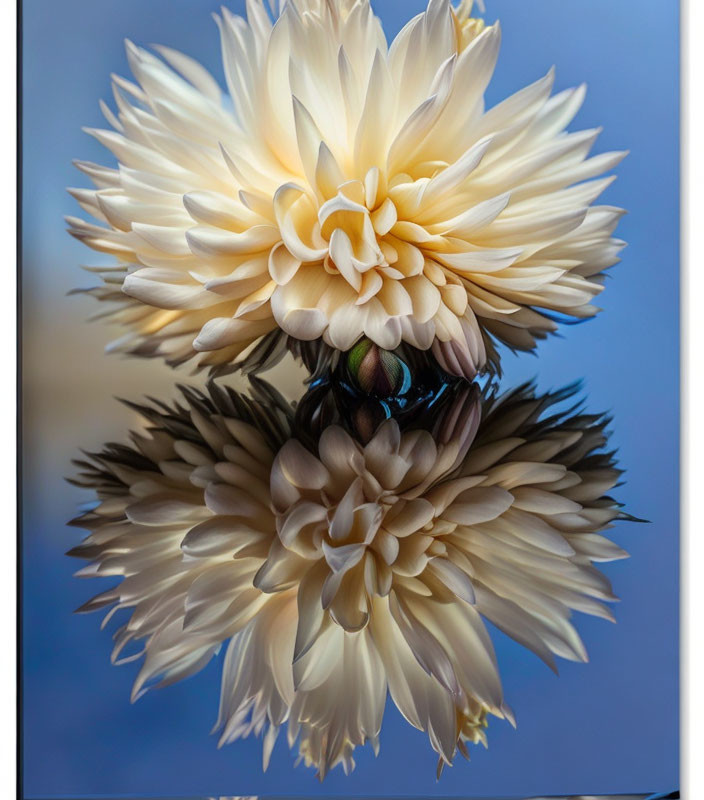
62,368,637,790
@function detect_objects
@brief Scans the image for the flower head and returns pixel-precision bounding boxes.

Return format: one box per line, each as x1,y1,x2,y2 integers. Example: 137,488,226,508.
70,376,632,778
69,0,625,377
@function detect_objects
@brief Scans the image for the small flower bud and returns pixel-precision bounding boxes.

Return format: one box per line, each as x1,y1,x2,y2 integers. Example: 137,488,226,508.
346,339,411,398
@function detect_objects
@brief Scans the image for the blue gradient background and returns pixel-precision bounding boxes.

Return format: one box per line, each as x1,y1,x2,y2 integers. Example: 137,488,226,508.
20,0,680,797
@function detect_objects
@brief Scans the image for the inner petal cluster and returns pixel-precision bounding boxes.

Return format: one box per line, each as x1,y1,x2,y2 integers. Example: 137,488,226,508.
255,387,481,638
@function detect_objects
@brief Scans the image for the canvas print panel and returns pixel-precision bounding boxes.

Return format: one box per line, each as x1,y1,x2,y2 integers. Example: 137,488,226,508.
20,0,679,797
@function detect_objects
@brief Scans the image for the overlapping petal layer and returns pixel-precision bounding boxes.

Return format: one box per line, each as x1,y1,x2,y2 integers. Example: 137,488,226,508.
69,0,625,376
70,378,631,777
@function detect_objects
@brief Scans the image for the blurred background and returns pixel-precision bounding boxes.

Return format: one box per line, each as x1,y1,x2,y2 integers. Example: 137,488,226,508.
20,0,679,797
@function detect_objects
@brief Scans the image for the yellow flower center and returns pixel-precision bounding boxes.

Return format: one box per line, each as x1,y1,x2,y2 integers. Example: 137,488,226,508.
452,0,487,52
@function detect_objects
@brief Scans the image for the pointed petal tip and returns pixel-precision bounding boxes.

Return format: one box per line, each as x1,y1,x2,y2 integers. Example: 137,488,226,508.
501,703,517,728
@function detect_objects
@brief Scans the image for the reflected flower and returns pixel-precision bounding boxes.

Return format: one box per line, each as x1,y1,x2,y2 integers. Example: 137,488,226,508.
69,0,625,378
70,378,632,778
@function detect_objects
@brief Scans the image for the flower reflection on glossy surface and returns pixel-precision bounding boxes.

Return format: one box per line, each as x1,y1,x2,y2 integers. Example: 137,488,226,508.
68,0,625,379
69,377,633,779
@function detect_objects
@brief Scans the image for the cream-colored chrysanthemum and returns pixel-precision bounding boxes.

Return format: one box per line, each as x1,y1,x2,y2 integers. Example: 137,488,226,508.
70,379,631,778
69,0,626,378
